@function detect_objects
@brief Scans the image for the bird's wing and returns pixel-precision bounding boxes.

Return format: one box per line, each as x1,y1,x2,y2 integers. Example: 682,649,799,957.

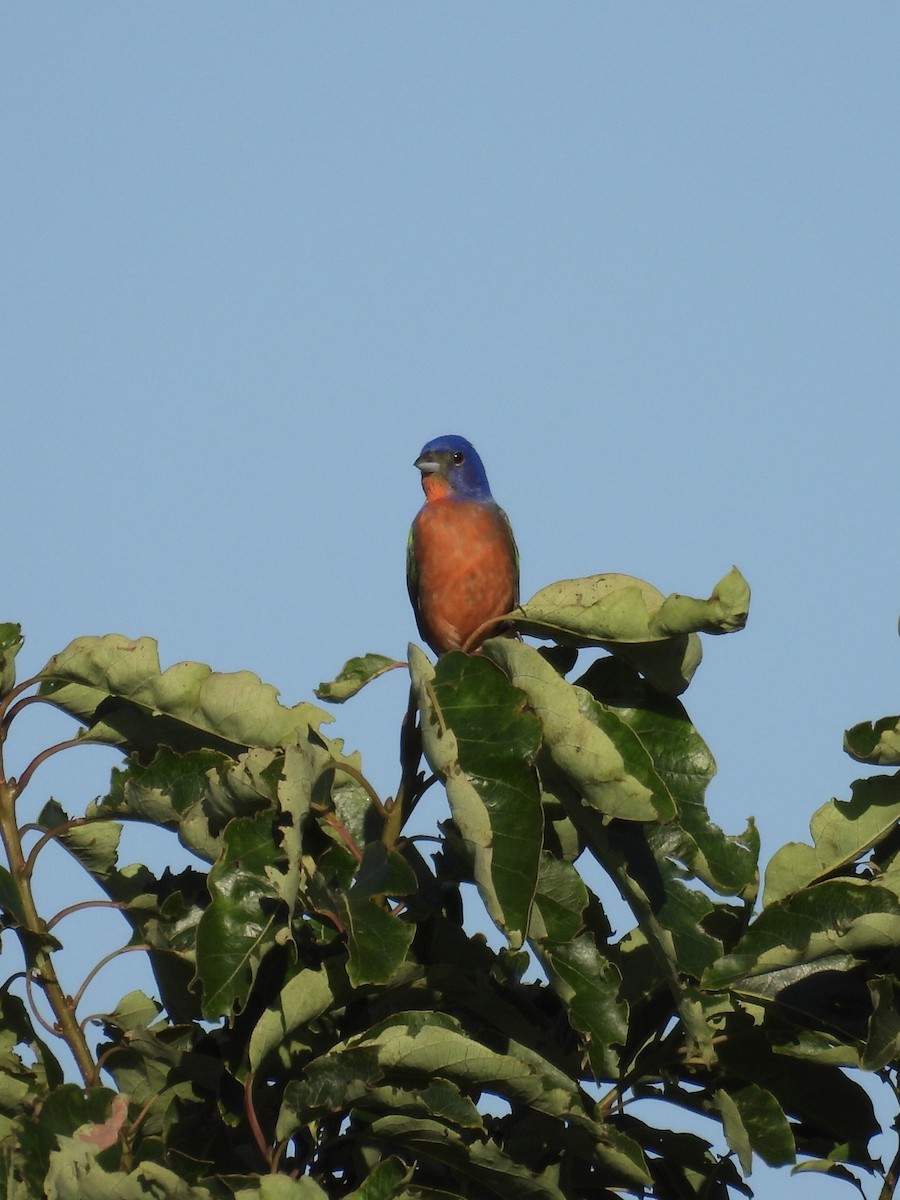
405,521,420,613
497,504,520,606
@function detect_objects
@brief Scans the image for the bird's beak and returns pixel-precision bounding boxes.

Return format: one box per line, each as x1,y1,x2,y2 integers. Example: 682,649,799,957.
414,453,441,474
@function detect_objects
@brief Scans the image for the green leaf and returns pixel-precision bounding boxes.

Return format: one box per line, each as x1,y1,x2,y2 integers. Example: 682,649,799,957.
279,1009,617,1151
234,1175,329,1199
102,989,162,1032
0,622,23,694
341,843,417,987
716,1026,879,1161
528,854,588,943
344,1158,411,1199
409,646,543,948
511,568,748,694
0,862,28,928
195,814,284,1020
539,933,627,1080
578,657,758,896
316,653,404,702
526,855,627,1079
516,568,749,643
39,634,331,756
764,774,900,904
705,878,900,988
716,1084,795,1173
45,1143,219,1199
248,966,333,1072
652,567,751,636
482,639,660,822
862,976,900,1070
844,714,900,765
38,798,121,880
364,1114,569,1200
93,746,279,863
18,1085,117,1197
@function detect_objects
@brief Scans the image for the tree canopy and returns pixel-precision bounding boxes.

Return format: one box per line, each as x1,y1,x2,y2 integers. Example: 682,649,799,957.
2,566,900,1198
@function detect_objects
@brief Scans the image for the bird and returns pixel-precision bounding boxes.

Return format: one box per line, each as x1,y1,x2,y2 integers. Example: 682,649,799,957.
407,434,519,654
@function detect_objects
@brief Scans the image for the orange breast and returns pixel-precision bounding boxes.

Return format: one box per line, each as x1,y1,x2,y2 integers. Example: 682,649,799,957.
412,498,517,653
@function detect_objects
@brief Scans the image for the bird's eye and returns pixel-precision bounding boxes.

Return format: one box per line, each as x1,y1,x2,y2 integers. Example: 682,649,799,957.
452,451,465,466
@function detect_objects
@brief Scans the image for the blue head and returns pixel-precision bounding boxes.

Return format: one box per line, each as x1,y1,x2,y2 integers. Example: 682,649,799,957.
414,434,493,501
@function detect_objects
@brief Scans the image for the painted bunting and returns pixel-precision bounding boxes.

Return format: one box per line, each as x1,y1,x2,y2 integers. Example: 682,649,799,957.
407,434,519,654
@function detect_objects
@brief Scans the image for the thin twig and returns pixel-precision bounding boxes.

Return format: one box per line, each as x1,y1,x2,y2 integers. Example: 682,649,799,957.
880,1130,900,1200
72,944,150,1014
0,675,43,730
24,817,89,874
462,609,518,653
244,1072,274,1170
326,760,389,819
16,736,89,795
25,968,63,1037
319,810,363,862
47,898,126,931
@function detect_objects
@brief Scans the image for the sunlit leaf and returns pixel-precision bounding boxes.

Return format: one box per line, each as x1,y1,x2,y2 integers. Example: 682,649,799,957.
516,568,749,643
344,1158,411,1199
511,568,748,694
39,634,331,757
764,774,900,904
316,653,404,702
235,1177,330,1200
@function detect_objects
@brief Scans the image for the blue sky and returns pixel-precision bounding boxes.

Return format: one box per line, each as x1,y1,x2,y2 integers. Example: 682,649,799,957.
2,7,899,1195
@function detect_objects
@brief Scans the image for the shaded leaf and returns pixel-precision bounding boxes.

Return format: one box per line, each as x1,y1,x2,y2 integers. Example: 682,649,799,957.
862,975,900,1070
0,622,23,694
539,933,627,1081
727,955,870,1052
528,854,588,944
716,1084,794,1173
0,863,28,928
344,1158,411,1199
195,815,284,1020
716,1025,879,1160
248,966,333,1072
844,715,900,765
278,1009,618,1157
235,1176,329,1199
341,843,417,987
316,653,404,702
92,746,280,863
365,1114,568,1200
45,1142,218,1199
38,798,121,880
578,657,758,896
